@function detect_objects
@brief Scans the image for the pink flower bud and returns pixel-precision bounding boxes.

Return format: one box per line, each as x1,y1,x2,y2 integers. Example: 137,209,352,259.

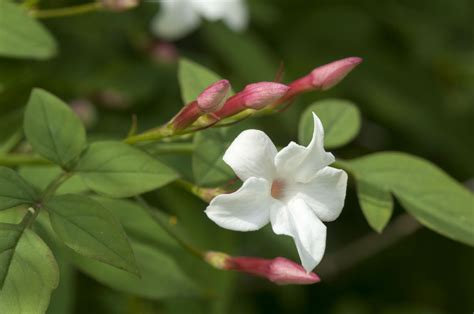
283,57,362,101
215,82,289,118
205,252,320,285
171,80,231,130
197,80,231,113
150,41,179,64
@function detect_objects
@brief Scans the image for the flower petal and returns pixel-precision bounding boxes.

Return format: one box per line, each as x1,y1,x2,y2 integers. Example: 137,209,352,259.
287,198,327,272
223,130,277,181
270,205,291,236
287,167,348,222
151,0,201,40
205,177,280,231
221,0,249,31
275,113,334,183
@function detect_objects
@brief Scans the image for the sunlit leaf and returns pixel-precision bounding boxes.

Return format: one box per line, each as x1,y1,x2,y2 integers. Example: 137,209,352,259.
299,99,361,149
344,152,474,245
178,58,226,104
0,229,59,314
77,141,179,197
0,1,57,59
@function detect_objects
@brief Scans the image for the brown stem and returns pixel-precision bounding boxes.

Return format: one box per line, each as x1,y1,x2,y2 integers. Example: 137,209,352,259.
317,213,422,280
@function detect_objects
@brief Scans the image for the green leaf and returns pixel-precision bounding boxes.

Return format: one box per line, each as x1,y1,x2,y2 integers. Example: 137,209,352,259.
178,58,226,104
19,165,88,195
344,152,474,245
24,89,87,167
0,229,59,314
0,166,38,211
356,179,394,232
0,223,22,288
0,1,57,59
71,240,201,299
45,194,138,275
193,128,236,186
77,141,178,197
299,99,361,149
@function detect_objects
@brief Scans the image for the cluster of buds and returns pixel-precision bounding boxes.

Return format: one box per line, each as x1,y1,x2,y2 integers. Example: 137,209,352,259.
205,251,320,285
169,57,362,132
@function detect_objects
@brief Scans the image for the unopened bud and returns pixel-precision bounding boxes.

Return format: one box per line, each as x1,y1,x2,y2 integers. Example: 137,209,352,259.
310,57,362,90
215,82,289,118
100,0,138,11
282,57,363,102
150,41,179,64
171,80,231,130
197,80,231,113
205,252,320,285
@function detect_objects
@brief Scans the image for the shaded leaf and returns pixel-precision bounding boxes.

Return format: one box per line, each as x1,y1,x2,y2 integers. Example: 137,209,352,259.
0,223,22,288
19,165,88,195
24,89,87,167
193,128,236,186
45,194,138,274
0,166,37,211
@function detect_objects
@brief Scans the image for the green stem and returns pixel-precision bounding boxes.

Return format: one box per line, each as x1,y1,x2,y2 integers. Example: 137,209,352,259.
30,2,102,19
41,172,74,201
134,196,204,259
0,131,23,154
0,153,51,166
144,142,194,155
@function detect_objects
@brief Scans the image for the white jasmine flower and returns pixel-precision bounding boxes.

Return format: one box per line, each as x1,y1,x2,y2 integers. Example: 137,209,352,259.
151,0,249,40
205,113,348,272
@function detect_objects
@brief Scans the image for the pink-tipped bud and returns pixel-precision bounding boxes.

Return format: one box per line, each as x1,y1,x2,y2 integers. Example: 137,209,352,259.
205,252,320,285
197,80,231,113
282,57,363,102
310,57,363,90
171,80,231,130
214,82,289,118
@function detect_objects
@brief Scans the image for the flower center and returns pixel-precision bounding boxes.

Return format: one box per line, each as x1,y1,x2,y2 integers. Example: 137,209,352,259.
271,179,286,200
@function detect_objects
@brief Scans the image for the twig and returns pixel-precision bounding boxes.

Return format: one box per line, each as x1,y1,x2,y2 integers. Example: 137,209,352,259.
317,213,422,280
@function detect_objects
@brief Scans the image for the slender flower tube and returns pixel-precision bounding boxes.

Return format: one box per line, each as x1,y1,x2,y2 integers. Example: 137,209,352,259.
172,80,231,130
205,252,320,285
278,57,363,103
214,82,290,119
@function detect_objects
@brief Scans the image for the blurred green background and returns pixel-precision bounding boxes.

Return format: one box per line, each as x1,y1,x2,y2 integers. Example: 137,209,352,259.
1,0,473,313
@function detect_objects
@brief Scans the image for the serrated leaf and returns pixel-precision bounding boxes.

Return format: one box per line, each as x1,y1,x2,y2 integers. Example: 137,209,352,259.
45,194,138,275
192,128,236,186
0,229,59,314
345,152,474,245
0,166,38,211
356,179,394,232
24,89,87,167
0,1,57,59
76,141,179,197
178,58,226,104
299,99,361,149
